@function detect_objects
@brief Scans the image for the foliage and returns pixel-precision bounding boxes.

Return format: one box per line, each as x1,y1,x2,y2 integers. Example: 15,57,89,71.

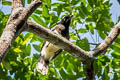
0,0,120,80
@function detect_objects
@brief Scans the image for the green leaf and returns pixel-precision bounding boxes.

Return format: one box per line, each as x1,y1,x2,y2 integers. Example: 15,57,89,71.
81,2,90,16
66,60,74,75
2,1,11,6
31,14,46,27
2,61,12,71
59,68,67,79
42,5,49,18
71,0,81,5
86,16,94,22
52,3,63,16
97,30,107,39
70,32,78,40
94,60,102,77
102,66,110,80
112,52,120,59
26,44,31,56
49,14,58,27
22,0,25,7
78,7,86,19
33,44,40,52
34,10,42,15
44,0,51,8
10,61,18,66
0,10,4,19
77,29,88,33
87,23,94,34
115,35,120,44
24,56,32,65
27,0,32,4
87,0,94,7
76,38,90,51
113,73,119,80
111,43,120,53
112,59,120,69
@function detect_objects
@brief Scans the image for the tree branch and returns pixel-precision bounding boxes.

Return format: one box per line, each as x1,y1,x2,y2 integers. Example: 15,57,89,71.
12,0,23,10
83,61,95,80
25,20,93,61
91,22,120,57
23,0,42,18
0,0,42,63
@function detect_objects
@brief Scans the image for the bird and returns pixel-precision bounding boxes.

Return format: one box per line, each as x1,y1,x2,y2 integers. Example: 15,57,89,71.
36,15,73,75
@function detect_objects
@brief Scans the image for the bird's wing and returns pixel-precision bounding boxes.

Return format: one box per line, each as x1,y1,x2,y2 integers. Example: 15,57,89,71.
50,49,62,61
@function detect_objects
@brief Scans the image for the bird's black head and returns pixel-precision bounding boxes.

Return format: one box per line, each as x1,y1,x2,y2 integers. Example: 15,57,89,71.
60,15,73,28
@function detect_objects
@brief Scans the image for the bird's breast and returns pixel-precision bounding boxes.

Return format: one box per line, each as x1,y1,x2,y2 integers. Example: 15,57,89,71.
41,41,60,60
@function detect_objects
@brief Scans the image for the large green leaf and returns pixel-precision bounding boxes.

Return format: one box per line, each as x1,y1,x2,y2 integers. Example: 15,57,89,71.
27,0,32,4
33,44,40,52
42,5,50,18
76,38,90,51
2,1,11,6
31,14,46,27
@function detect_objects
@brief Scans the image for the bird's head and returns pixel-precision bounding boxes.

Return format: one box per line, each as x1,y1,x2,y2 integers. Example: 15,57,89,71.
60,15,73,28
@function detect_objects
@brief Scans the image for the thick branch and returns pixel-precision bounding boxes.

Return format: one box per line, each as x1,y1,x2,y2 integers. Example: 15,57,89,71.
91,22,120,57
23,0,42,19
25,21,120,60
12,0,23,10
0,0,42,62
83,61,95,80
25,20,93,61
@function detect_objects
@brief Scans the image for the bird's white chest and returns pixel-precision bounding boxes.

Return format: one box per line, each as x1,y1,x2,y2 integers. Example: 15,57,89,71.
41,41,60,60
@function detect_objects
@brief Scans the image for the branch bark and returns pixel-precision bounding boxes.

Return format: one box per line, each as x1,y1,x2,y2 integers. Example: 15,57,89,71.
0,0,42,62
83,60,95,80
12,0,23,10
91,22,120,56
25,21,120,60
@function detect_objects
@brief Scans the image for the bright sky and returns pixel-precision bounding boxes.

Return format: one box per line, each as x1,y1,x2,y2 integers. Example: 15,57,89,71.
110,0,120,23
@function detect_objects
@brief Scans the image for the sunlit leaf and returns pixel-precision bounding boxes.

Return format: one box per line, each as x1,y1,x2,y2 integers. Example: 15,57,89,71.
33,44,40,52
42,5,50,18
31,14,46,27
76,38,90,51
2,1,11,6
14,48,22,53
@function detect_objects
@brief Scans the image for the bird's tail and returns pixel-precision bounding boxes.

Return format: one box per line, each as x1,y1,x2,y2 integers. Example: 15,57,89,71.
36,56,49,75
